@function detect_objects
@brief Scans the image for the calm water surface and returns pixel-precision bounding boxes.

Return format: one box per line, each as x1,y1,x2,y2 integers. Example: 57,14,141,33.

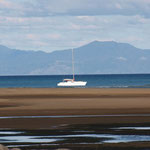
1,115,150,148
0,74,150,88
1,126,150,148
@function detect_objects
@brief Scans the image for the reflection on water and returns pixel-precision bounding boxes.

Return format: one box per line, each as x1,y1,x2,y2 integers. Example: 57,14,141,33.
0,136,60,143
1,134,150,145
1,114,150,119
0,131,24,135
1,116,150,149
1,114,150,150
1,128,150,147
103,135,150,143
114,127,150,130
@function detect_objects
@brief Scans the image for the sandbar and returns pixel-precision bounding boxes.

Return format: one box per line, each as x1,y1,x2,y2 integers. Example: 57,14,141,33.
0,88,150,129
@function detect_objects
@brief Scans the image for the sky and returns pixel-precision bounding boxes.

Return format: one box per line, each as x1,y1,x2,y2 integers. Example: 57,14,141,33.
0,0,150,52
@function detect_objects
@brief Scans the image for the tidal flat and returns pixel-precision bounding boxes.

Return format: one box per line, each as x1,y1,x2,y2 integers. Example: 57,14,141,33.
1,88,150,149
1,122,150,150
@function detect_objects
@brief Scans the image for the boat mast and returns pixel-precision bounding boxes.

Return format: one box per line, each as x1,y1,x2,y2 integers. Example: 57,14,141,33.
72,48,75,81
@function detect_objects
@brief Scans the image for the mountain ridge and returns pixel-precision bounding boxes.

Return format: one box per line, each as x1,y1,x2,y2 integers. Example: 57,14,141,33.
0,41,150,75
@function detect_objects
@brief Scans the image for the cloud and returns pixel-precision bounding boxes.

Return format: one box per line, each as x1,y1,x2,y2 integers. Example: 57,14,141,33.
70,23,100,30
70,23,81,30
0,1,150,52
117,57,127,61
0,0,150,18
26,34,38,40
0,0,11,7
115,3,123,9
47,33,62,40
140,56,147,60
120,36,143,43
26,33,61,40
0,14,150,52
76,16,96,22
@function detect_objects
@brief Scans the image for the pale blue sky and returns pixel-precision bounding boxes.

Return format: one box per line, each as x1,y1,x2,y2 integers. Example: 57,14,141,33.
0,0,150,52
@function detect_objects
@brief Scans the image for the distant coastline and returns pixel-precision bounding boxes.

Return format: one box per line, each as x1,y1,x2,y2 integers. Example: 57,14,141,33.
0,41,150,75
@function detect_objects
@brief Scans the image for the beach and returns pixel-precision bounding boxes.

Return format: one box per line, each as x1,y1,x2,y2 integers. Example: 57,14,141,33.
1,88,150,149
1,88,150,115
0,88,150,129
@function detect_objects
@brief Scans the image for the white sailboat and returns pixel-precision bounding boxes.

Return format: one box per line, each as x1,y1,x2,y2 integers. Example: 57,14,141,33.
57,49,87,87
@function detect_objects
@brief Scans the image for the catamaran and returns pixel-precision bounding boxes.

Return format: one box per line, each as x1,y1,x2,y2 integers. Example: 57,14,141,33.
57,49,87,87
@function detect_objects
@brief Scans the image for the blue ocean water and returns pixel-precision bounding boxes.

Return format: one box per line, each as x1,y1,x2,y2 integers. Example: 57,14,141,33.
0,74,150,88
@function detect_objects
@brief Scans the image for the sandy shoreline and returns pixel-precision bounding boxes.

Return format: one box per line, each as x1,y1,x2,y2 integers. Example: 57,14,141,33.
0,88,150,129
0,88,150,116
0,88,150,115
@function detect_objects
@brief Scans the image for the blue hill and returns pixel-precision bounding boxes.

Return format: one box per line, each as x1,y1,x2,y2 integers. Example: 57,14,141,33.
0,41,150,75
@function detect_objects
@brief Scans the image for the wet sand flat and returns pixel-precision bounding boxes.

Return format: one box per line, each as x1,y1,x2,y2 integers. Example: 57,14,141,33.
0,88,150,129
1,88,150,150
0,88,150,116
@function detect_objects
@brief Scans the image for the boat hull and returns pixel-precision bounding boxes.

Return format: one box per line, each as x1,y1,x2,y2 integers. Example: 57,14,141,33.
57,81,87,87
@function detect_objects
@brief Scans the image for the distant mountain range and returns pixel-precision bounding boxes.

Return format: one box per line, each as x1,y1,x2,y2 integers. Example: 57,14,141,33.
0,41,150,75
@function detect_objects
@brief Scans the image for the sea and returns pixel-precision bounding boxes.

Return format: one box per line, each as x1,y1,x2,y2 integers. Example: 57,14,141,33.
0,74,150,88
